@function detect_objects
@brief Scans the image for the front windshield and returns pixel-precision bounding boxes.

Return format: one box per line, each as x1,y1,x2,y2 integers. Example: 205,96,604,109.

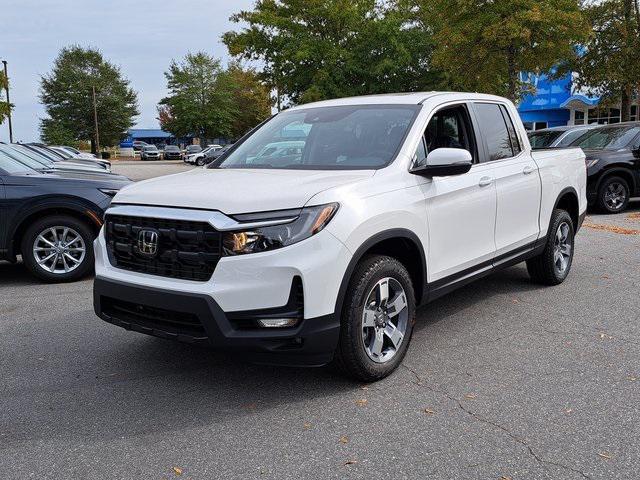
571,126,640,150
0,145,48,170
215,104,420,170
528,131,562,148
0,149,37,174
144,146,158,152
11,144,53,165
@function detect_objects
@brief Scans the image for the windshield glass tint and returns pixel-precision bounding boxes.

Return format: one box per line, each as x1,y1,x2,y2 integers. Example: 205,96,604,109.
571,126,640,150
215,105,420,170
0,145,48,170
0,150,36,174
528,131,562,148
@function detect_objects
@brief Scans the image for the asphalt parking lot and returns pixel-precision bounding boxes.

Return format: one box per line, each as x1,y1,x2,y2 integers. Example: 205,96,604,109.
1,161,639,479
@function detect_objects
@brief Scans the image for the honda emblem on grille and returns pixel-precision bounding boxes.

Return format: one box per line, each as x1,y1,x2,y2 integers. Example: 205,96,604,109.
137,229,159,257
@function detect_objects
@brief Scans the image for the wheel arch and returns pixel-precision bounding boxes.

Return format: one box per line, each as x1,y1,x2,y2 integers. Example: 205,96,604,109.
596,167,637,196
334,229,427,317
553,187,580,231
10,202,103,259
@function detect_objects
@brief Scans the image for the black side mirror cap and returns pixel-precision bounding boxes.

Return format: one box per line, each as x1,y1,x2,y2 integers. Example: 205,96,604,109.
410,161,472,177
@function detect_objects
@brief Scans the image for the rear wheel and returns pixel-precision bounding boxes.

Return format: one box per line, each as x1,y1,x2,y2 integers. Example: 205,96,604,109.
526,209,574,286
597,176,630,213
20,215,95,283
334,255,416,382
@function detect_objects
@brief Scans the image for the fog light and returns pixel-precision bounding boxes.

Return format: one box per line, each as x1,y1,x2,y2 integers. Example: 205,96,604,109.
257,318,299,328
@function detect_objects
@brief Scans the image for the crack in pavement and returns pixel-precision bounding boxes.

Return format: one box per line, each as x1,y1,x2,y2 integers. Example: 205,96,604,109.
400,363,592,480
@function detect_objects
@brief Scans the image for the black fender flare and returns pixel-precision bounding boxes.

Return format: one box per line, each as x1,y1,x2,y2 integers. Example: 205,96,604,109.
594,166,637,195
333,228,428,318
7,197,104,258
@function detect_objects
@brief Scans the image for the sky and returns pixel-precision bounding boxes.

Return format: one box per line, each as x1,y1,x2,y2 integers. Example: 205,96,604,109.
0,0,255,142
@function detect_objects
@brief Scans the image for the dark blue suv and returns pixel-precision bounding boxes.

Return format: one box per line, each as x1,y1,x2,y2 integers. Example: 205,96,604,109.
0,149,131,282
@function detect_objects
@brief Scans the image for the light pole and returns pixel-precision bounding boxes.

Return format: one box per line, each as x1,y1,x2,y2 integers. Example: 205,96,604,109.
2,60,14,143
92,86,100,155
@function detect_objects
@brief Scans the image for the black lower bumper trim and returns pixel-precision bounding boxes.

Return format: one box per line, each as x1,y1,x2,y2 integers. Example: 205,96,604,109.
94,277,340,366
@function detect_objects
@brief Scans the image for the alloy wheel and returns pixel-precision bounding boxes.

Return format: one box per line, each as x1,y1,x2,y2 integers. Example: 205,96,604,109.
361,277,409,364
553,222,572,275
32,226,86,274
604,182,627,211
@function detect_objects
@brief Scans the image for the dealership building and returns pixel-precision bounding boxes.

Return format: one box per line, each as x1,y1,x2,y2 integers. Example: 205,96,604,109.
517,70,639,130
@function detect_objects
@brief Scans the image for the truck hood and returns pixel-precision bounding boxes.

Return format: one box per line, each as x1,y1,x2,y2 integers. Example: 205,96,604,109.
113,167,375,214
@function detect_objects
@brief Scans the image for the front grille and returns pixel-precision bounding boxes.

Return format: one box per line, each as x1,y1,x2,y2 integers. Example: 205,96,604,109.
101,296,206,337
105,214,222,281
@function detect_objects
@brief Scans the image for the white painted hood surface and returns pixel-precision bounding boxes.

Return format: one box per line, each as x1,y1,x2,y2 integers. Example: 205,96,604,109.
113,167,375,214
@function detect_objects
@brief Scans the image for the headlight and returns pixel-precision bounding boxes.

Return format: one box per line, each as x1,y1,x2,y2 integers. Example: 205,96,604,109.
586,159,599,168
99,188,119,197
223,203,339,255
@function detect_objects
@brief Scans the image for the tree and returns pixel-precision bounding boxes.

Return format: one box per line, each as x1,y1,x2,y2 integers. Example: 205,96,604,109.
421,0,589,102
222,0,439,107
40,46,138,151
0,71,11,126
221,63,272,138
158,52,238,140
566,0,640,121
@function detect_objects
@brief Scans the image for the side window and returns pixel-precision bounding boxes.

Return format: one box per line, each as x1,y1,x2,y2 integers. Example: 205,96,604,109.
500,105,522,155
413,104,476,167
474,103,514,161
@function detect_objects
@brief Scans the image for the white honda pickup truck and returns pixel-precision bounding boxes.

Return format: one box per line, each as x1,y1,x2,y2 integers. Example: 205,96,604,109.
94,92,587,381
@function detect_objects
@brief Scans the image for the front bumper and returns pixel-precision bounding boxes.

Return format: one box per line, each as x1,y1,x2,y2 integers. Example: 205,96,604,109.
94,277,339,366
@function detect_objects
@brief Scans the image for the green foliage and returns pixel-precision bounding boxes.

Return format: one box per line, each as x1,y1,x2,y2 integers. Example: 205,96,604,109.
222,0,439,106
417,0,589,101
40,46,138,148
0,71,12,125
158,53,271,140
566,0,640,119
223,62,272,138
40,119,78,146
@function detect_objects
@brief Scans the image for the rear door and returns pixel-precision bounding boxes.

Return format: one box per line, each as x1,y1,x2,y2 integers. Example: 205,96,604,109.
419,103,498,282
472,102,541,257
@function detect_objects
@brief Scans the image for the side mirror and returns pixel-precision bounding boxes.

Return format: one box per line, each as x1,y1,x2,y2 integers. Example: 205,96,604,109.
411,148,473,177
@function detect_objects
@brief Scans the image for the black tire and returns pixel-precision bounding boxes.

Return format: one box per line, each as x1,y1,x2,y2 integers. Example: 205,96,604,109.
20,214,95,283
526,209,575,286
334,255,416,382
597,175,630,213
196,157,205,166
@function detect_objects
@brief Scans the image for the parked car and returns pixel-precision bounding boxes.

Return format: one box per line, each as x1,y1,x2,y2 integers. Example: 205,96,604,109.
185,145,222,166
53,145,98,160
528,125,596,149
162,145,183,160
568,122,640,213
22,143,111,172
140,145,161,161
185,145,202,157
133,141,150,152
93,92,586,381
44,144,112,170
2,144,110,175
0,149,131,282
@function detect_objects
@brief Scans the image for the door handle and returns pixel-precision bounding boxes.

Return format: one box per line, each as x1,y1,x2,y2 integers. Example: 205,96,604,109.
523,165,536,175
478,176,493,187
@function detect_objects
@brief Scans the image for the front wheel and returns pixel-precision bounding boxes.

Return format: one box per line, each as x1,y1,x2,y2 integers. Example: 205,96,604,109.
526,209,575,286
334,255,416,382
20,215,95,283
196,157,205,166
